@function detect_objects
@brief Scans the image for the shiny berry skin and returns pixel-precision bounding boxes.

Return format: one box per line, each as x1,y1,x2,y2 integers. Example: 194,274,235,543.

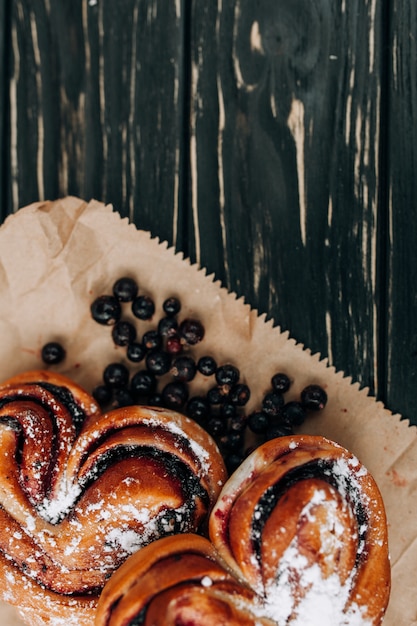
131,370,156,397
91,295,121,325
301,384,328,411
178,318,205,345
163,297,181,317
158,316,178,337
206,417,227,437
127,342,147,363
92,384,112,405
113,388,135,407
220,431,244,452
161,382,188,409
103,362,130,388
111,320,137,346
197,356,217,376
112,277,138,302
229,414,247,432
41,341,66,365
142,330,162,351
248,411,269,434
215,364,240,388
207,385,226,405
280,401,306,426
148,392,164,407
220,402,236,418
271,372,291,393
266,421,294,440
132,295,155,320
165,334,183,355
229,383,251,406
171,356,197,382
262,391,284,416
146,350,171,376
186,396,210,421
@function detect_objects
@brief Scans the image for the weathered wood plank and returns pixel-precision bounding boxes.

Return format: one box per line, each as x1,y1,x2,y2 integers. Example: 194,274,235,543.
385,0,417,423
0,1,9,221
188,0,385,397
6,0,186,247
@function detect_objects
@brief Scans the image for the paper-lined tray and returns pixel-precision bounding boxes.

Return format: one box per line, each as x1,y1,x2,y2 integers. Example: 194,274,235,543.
0,197,416,625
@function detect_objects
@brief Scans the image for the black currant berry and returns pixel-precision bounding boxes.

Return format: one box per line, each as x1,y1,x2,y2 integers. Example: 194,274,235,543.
171,356,197,382
247,411,269,434
112,277,138,302
162,297,181,317
271,372,291,393
92,384,112,406
206,417,227,437
178,319,205,345
127,342,147,363
166,334,183,355
220,402,236,419
207,385,226,405
132,295,155,320
265,422,294,440
262,392,285,417
131,370,156,397
220,431,244,452
103,362,130,388
280,401,306,426
229,414,247,432
91,295,121,325
301,384,328,411
111,320,137,346
186,396,210,421
113,388,135,408
197,356,217,377
229,383,251,406
142,330,162,351
158,316,178,338
41,341,66,365
215,364,240,388
147,393,164,407
146,350,171,376
161,382,189,409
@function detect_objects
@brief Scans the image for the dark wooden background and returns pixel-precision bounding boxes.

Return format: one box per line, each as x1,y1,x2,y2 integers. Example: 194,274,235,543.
0,0,416,426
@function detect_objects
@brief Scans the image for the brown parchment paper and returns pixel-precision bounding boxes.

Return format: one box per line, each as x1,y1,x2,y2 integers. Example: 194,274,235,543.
0,197,415,625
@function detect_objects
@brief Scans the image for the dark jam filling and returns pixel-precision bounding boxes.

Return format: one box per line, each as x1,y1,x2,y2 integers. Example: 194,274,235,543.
76,423,204,484
0,390,64,493
250,458,368,568
38,382,87,431
128,608,147,625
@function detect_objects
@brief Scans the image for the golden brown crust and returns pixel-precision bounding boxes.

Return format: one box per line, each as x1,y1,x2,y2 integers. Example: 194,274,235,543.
209,434,391,624
95,534,274,626
0,372,226,624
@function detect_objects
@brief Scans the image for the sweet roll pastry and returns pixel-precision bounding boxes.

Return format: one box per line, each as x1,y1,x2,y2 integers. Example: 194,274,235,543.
209,434,391,625
94,533,275,626
0,370,226,625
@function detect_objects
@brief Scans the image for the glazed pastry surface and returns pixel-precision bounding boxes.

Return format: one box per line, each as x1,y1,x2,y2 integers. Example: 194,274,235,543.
0,371,226,625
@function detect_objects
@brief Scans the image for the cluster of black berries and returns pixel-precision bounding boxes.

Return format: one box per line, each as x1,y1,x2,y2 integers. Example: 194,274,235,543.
89,276,328,474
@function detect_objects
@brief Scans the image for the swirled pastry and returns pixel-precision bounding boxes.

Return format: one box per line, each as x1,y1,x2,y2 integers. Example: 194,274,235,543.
0,370,226,625
209,434,391,625
95,533,275,626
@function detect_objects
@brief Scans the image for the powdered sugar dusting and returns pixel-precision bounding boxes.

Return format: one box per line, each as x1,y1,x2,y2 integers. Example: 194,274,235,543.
254,540,372,625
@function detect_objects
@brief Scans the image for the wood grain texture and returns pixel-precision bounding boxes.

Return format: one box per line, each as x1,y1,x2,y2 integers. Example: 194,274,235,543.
188,0,385,396
0,0,416,425
0,1,9,218
4,0,185,246
385,0,417,422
